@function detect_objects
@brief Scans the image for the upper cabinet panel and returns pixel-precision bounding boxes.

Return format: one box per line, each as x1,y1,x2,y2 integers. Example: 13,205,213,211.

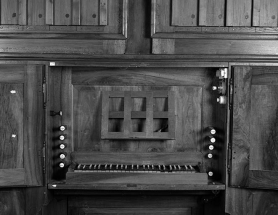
152,0,278,55
0,0,127,55
152,0,278,31
0,0,126,36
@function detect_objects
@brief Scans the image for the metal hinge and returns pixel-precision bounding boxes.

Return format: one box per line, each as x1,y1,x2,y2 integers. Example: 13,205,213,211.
227,142,232,174
42,141,46,174
229,77,233,110
43,76,46,109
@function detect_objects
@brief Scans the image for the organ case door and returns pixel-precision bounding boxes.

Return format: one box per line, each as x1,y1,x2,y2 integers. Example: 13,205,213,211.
0,65,44,187
230,66,278,189
47,65,226,190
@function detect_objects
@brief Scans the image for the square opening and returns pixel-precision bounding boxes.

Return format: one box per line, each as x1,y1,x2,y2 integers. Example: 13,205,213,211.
108,119,124,132
132,98,146,111
132,119,146,132
109,97,124,111
153,97,168,111
153,119,168,132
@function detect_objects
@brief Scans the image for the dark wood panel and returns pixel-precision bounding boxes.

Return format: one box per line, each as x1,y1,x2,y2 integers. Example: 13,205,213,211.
72,86,202,152
249,170,278,189
24,65,44,186
230,66,252,186
226,187,278,215
0,39,126,54
72,67,212,86
25,187,45,215
0,84,23,169
54,0,72,25
68,195,199,208
0,65,25,83
80,0,99,25
0,190,25,215
0,169,25,186
252,67,278,85
126,0,151,54
72,208,191,215
153,39,278,55
72,152,203,165
250,85,278,171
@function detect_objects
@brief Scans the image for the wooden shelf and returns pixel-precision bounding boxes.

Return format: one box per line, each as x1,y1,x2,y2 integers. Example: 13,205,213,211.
48,182,225,191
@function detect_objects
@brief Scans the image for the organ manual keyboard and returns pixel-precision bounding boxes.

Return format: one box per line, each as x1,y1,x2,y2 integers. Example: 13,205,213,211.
64,152,209,188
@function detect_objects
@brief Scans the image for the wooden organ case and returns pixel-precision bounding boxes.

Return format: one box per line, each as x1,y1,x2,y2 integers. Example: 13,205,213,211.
47,63,228,214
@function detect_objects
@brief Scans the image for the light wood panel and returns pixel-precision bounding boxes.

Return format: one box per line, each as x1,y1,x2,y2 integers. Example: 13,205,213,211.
253,0,278,26
199,0,225,26
81,0,99,25
54,0,72,25
226,0,252,26
28,0,45,25
172,0,197,26
1,0,19,24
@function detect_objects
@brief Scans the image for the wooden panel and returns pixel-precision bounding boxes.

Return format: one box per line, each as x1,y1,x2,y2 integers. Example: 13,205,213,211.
226,187,278,215
76,208,191,215
199,0,225,26
0,39,126,54
28,0,45,25
226,0,252,26
154,0,174,33
68,195,202,215
24,65,44,186
250,85,278,171
61,67,73,154
0,66,24,83
253,0,278,26
0,190,25,215
230,66,252,186
72,152,203,165
46,0,54,25
0,84,23,169
80,0,99,25
0,169,25,186
54,0,72,25
66,172,208,185
73,86,201,152
249,170,278,189
171,0,197,26
99,0,108,25
72,0,80,25
18,0,27,25
1,0,18,24
163,39,278,55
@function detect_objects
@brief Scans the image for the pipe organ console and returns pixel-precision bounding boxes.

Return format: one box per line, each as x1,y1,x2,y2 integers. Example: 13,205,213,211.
48,66,228,193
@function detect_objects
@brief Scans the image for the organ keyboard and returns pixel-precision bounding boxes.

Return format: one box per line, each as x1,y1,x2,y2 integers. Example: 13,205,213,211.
74,163,199,173
65,152,209,188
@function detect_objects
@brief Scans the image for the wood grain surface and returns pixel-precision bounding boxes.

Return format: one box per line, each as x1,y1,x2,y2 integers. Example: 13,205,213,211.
230,66,252,187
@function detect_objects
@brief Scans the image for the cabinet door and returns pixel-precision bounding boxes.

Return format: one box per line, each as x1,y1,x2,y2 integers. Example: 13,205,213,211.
230,66,278,189
0,65,44,187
